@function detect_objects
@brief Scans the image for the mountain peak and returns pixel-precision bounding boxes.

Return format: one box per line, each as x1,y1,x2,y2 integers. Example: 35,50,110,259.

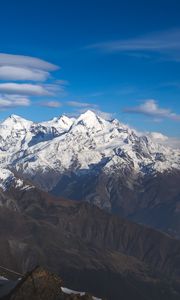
9,114,21,119
41,114,73,133
79,110,97,119
54,115,73,130
5,114,31,123
52,114,70,122
1,114,32,132
74,110,107,130
58,114,73,123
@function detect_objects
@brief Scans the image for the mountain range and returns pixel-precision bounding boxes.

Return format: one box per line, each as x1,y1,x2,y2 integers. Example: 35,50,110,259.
0,110,180,238
0,110,180,299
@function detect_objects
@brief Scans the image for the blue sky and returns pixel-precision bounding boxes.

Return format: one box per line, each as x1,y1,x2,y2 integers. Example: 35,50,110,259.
0,0,180,137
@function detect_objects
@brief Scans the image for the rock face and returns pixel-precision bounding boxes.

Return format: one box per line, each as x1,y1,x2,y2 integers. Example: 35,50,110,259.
0,184,180,299
3,267,100,300
0,111,180,237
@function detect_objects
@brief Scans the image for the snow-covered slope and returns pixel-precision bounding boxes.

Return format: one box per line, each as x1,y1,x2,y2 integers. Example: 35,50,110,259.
41,115,74,133
0,168,33,192
0,110,179,184
61,287,101,299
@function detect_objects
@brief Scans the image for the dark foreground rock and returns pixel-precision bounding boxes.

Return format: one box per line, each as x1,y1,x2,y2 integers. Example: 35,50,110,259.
2,267,101,300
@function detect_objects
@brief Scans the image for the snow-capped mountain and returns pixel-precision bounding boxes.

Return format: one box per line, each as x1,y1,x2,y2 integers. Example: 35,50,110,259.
0,110,179,175
0,110,180,237
41,114,74,133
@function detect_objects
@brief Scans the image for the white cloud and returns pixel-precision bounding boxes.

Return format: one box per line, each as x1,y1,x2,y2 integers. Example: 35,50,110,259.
94,109,114,120
66,101,98,108
124,99,180,121
86,28,180,61
44,83,65,93
148,132,169,141
55,79,69,85
0,53,68,110
162,137,180,148
0,53,58,70
40,101,62,108
0,66,49,81
0,95,30,109
0,83,52,96
145,132,180,149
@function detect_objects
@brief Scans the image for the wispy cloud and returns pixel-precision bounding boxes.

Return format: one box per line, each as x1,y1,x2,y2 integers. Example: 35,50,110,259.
145,132,180,149
40,101,62,108
0,53,58,70
0,83,52,96
0,66,49,81
117,86,139,95
124,99,180,121
81,92,104,98
86,28,180,61
0,53,58,82
54,79,69,85
93,109,114,120
0,53,66,110
160,81,180,89
0,95,30,109
66,101,98,108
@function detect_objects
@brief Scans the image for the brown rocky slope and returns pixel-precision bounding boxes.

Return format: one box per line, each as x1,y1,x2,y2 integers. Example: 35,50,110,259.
0,184,180,299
